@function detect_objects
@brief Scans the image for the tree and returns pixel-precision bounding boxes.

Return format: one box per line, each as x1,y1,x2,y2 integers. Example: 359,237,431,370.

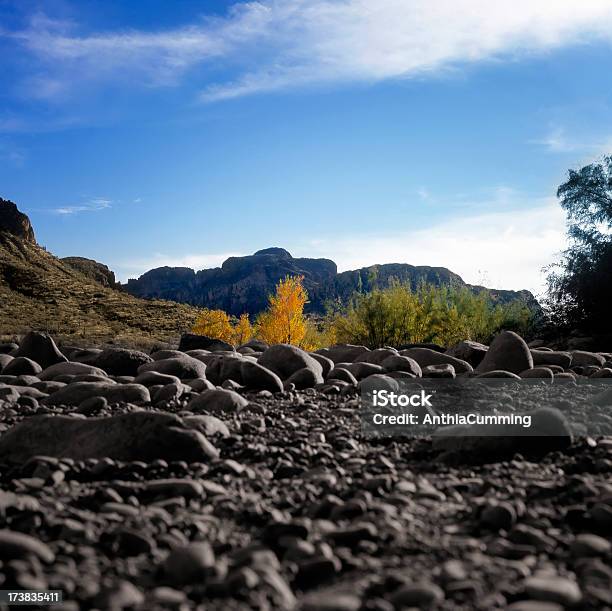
192,308,234,342
256,275,308,345
546,155,612,333
232,313,253,345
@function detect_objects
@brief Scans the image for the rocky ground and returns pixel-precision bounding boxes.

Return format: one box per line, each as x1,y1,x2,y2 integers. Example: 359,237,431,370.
0,331,611,610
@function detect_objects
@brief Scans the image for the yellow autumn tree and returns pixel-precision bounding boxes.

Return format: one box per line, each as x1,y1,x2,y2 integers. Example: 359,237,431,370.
256,275,308,346
192,308,234,342
232,313,253,345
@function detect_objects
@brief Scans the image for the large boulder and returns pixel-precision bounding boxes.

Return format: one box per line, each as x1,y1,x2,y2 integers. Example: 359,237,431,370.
241,361,283,392
570,350,606,367
39,362,108,381
445,340,488,367
353,348,398,365
258,344,323,380
476,331,533,374
187,389,248,414
531,349,572,369
432,407,572,462
205,354,244,385
178,334,234,353
43,382,150,406
316,344,369,364
284,367,323,390
2,356,42,376
12,332,67,369
137,357,207,380
95,348,153,376
400,348,473,374
0,412,218,463
381,355,422,377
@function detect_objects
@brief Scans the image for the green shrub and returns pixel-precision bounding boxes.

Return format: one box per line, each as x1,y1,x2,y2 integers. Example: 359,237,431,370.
327,282,533,349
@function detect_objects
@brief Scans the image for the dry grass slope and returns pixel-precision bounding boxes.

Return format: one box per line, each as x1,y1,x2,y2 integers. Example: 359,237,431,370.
0,234,199,346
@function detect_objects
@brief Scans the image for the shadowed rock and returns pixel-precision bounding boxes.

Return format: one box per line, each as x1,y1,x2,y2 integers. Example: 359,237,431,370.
12,331,67,369
0,411,218,463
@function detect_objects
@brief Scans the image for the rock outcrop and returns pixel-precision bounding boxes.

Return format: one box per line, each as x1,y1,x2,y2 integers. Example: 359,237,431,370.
0,198,35,243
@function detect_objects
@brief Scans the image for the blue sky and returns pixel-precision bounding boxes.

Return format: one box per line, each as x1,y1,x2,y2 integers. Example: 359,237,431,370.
2,0,612,294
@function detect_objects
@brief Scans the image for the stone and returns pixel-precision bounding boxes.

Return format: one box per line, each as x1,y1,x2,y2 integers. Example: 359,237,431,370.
0,530,55,562
422,364,455,378
481,502,517,530
317,344,369,364
241,360,283,392
358,374,400,394
0,354,13,371
2,356,42,376
400,347,473,374
570,350,606,367
137,356,207,380
520,367,554,381
300,590,361,611
12,332,67,368
476,331,533,374
381,355,422,376
445,340,489,366
0,412,218,463
258,344,323,380
178,333,234,352
187,388,248,414
475,370,521,379
432,407,573,462
345,362,386,380
39,362,108,381
205,354,244,385
134,371,181,387
590,367,612,378
95,347,153,376
523,576,582,606
530,350,572,368
163,542,215,585
570,533,611,557
309,352,334,377
93,580,144,609
389,582,445,608
327,367,358,385
353,348,398,365
183,415,230,437
284,367,324,390
44,382,150,406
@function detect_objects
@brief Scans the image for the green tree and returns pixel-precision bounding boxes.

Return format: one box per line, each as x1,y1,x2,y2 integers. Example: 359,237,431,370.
546,155,612,333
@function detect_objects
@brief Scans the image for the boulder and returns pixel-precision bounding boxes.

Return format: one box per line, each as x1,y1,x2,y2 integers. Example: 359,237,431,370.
187,389,248,414
432,407,573,462
445,340,488,367
2,356,42,376
205,354,244,385
258,344,323,380
353,348,398,365
134,371,182,387
316,344,369,364
570,350,606,367
39,361,108,381
400,347,473,374
284,367,323,390
178,334,234,353
95,348,153,376
0,354,13,371
476,331,533,374
240,361,283,392
0,412,218,463
183,415,230,438
44,382,150,406
345,362,386,380
309,352,334,377
137,357,207,380
381,355,422,377
531,349,572,369
327,367,358,386
12,332,67,368
422,364,455,378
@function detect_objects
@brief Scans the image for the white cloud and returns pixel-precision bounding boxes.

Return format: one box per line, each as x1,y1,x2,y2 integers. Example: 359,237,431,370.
114,252,244,282
295,198,567,296
9,0,612,101
53,198,112,215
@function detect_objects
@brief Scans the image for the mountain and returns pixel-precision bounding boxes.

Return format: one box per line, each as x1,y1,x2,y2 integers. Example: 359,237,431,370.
125,247,539,315
0,198,199,344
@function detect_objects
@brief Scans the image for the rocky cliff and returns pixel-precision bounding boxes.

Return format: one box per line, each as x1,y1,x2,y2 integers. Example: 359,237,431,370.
0,198,36,243
125,249,539,315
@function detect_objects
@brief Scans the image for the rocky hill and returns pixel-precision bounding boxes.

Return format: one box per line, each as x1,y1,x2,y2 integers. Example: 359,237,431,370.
0,198,199,345
61,256,119,289
125,248,539,315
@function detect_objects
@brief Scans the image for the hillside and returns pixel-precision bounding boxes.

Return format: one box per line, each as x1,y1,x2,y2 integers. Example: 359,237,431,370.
0,199,199,344
125,248,539,316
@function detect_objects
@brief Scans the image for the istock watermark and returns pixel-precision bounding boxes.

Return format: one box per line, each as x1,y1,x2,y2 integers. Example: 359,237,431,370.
360,377,612,439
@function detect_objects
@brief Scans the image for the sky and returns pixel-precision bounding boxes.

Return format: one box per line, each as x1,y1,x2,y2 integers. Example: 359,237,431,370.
2,0,612,296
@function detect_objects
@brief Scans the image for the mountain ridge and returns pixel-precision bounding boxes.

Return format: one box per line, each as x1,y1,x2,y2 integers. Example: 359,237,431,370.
124,248,539,315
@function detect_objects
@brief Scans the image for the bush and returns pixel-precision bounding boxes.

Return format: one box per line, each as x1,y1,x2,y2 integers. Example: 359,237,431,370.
328,282,532,349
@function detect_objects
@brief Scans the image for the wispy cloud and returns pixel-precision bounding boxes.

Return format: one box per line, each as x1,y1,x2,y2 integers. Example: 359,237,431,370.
52,197,112,215
7,1,612,103
296,197,566,296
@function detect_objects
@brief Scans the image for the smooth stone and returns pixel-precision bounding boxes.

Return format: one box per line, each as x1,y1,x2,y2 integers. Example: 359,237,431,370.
476,330,533,374
163,542,215,585
381,354,422,377
12,332,67,368
284,367,324,390
0,411,218,463
43,382,150,406
39,362,108,381
94,347,153,376
400,347,473,374
138,356,207,380
445,340,488,366
241,360,284,392
187,388,248,414
2,357,42,376
0,529,55,562
258,344,323,380
523,576,582,606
